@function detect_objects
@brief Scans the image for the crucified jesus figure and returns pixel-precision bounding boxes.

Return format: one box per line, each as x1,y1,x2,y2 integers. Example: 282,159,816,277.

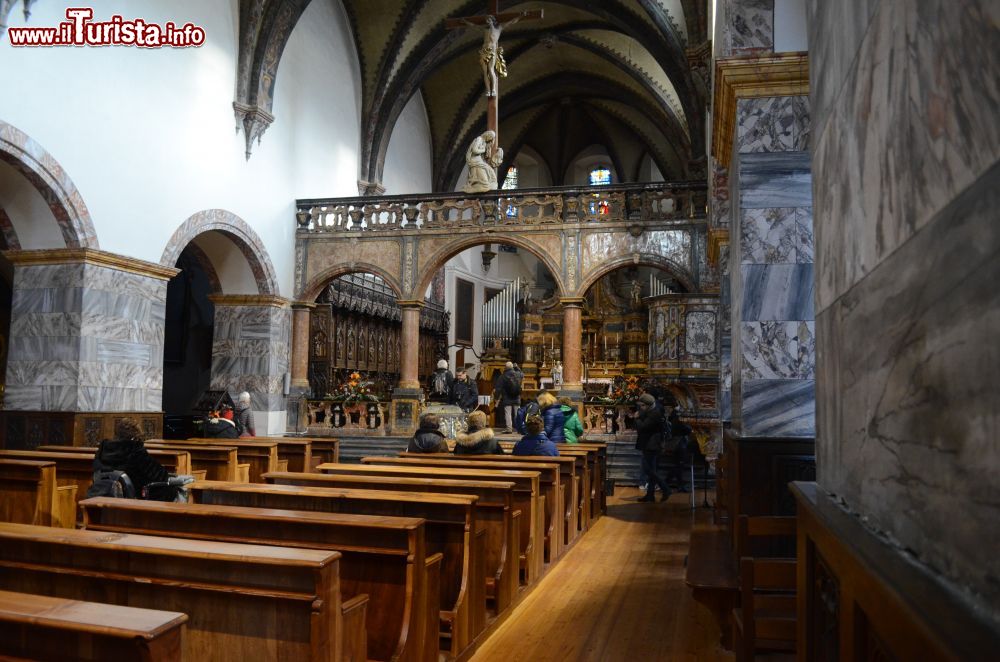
456,13,527,97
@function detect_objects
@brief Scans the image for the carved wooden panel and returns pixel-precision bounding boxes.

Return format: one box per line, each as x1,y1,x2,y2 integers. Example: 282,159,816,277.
812,550,840,662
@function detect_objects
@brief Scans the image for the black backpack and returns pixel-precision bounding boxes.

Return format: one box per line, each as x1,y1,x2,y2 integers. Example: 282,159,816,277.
85,469,135,499
432,371,450,396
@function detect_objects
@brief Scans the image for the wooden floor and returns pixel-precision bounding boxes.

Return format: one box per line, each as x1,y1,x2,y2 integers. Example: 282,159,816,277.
471,486,733,662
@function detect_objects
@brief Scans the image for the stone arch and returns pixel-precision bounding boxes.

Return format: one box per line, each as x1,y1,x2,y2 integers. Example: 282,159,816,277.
411,234,566,300
0,120,98,249
160,209,280,296
300,262,404,303
577,254,696,297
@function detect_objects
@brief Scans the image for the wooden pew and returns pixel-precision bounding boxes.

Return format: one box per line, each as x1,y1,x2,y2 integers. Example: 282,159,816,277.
0,589,187,661
685,523,738,650
267,470,519,615
191,437,313,474
572,442,608,516
390,455,567,562
0,521,357,661
143,442,241,481
0,459,76,528
188,480,485,660
80,497,436,662
501,445,592,534
320,463,544,585
150,439,277,482
305,437,341,469
34,445,193,477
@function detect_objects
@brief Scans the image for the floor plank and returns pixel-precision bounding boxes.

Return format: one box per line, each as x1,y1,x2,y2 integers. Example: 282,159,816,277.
471,487,733,662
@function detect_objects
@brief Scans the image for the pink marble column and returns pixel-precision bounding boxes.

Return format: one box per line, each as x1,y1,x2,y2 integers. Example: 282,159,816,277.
398,301,424,390
290,302,314,390
560,298,585,397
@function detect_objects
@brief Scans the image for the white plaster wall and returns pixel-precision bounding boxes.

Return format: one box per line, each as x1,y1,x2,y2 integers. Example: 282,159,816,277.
382,92,433,195
193,232,256,294
0,161,63,248
774,0,808,52
0,0,362,296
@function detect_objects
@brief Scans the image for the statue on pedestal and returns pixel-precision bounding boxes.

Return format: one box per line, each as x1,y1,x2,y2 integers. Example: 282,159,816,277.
551,361,563,387
463,130,503,193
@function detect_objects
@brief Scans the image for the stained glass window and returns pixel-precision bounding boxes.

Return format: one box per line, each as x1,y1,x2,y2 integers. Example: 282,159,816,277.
589,167,611,186
502,166,518,189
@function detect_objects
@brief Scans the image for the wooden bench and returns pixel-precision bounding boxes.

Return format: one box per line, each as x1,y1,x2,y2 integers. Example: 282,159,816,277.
685,524,738,650
150,439,277,482
192,437,313,474
143,442,242,481
389,455,565,562
0,588,187,661
320,462,544,585
571,442,608,516
0,521,360,661
188,480,485,660
733,556,796,661
268,470,519,615
80,497,437,662
33,445,193,478
0,459,76,528
305,437,341,469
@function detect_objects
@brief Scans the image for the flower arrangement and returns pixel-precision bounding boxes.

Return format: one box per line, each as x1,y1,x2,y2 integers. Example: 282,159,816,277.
609,375,643,405
326,371,380,406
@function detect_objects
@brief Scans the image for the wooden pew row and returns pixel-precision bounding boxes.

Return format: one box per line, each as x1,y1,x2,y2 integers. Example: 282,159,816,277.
574,442,608,516
150,438,278,482
142,443,242,481
0,449,192,520
190,437,312,474
81,497,438,662
188,480,485,660
0,459,76,528
267,470,519,615
0,522,360,662
36,444,206,482
385,455,565,562
499,445,595,533
319,463,545,585
0,588,188,661
304,437,341,469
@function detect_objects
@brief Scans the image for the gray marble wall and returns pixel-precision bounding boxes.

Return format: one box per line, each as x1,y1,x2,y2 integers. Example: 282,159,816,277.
5,262,168,411
210,301,291,434
809,0,1000,619
730,97,814,437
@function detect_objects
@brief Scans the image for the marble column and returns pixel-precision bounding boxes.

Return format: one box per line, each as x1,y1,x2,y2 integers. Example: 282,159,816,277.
286,301,313,432
208,295,291,435
4,249,176,412
558,298,584,400
390,300,424,435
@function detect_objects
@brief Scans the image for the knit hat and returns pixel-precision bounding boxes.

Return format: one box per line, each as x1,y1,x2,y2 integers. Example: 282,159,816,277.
638,393,655,406
525,415,544,434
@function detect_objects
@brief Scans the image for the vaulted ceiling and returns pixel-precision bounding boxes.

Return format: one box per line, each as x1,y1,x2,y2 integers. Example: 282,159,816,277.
237,0,709,192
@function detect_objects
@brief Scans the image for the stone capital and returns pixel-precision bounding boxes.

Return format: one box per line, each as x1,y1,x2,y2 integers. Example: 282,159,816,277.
291,300,316,310
208,294,290,308
559,297,586,308
4,248,179,281
396,299,426,309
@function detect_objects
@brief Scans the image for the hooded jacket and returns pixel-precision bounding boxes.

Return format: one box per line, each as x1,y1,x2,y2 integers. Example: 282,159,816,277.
93,439,169,493
560,404,584,443
454,426,504,455
540,403,566,443
407,422,449,453
450,378,479,412
512,432,559,456
204,417,239,439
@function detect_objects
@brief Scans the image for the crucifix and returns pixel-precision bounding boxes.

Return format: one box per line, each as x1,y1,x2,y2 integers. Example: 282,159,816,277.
446,1,544,160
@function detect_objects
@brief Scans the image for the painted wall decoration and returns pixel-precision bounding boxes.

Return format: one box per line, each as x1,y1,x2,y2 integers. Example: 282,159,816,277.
647,294,720,372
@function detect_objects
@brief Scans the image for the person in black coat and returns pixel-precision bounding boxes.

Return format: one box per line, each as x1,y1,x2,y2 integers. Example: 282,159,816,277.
454,411,504,455
407,413,449,453
428,360,455,403
633,393,671,502
664,408,694,492
91,417,169,496
450,369,480,412
495,362,522,433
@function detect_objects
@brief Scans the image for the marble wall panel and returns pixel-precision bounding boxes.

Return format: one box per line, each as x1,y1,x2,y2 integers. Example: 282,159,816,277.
740,321,815,380
738,152,812,208
710,158,731,228
817,160,1000,619
728,0,774,56
813,0,1000,311
741,264,814,321
742,379,815,436
740,207,796,263
736,97,811,154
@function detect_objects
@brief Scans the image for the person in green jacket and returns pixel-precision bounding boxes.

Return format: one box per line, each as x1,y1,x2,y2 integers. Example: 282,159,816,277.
558,396,584,443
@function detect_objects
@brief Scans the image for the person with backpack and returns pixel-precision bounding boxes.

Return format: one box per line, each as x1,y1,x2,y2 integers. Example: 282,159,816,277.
633,393,672,502
428,359,455,403
514,397,540,434
664,407,694,492
496,361,522,433
558,396,584,443
87,417,171,500
454,410,504,455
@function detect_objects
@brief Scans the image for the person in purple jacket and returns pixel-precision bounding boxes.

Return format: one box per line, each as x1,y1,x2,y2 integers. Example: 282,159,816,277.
512,415,559,456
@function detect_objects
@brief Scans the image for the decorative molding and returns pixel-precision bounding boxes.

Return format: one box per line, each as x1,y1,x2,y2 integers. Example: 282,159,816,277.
233,102,274,161
4,248,178,280
559,297,587,307
711,52,809,166
357,179,386,196
707,227,730,265
395,299,426,309
208,294,290,308
291,300,317,310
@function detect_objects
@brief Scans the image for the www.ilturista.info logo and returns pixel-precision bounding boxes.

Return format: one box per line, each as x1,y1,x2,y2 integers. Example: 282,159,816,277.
8,8,206,48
